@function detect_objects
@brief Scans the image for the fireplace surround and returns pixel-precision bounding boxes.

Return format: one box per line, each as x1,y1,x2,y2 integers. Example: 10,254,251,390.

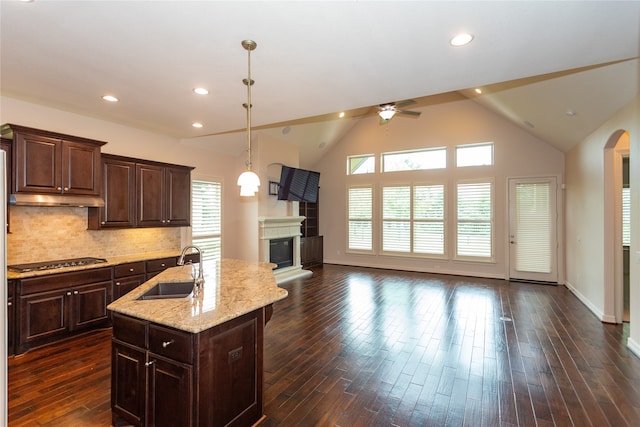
258,216,313,284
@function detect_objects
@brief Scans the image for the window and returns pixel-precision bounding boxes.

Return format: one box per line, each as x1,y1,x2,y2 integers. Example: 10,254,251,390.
348,154,375,175
381,184,445,256
623,186,630,246
456,143,493,167
382,148,446,172
456,180,493,259
191,179,222,262
348,186,373,251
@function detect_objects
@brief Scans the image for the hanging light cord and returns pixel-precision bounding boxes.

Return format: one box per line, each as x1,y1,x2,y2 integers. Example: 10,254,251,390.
242,40,256,170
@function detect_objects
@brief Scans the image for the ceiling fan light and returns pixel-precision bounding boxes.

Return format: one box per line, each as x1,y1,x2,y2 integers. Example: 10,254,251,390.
379,109,395,121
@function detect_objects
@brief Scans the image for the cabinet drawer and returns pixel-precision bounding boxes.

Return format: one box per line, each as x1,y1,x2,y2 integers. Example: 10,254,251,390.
19,267,112,295
149,324,192,364
146,257,177,273
112,313,147,348
114,262,146,278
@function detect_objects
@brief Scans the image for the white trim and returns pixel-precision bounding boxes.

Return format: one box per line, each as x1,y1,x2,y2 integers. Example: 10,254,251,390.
627,338,640,359
258,216,312,284
565,280,614,322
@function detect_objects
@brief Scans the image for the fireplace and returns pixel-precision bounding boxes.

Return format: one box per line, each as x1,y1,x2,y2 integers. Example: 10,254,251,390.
258,216,313,284
270,237,293,269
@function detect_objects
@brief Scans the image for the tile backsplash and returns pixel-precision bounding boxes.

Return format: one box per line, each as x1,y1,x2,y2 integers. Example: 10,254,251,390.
7,206,182,264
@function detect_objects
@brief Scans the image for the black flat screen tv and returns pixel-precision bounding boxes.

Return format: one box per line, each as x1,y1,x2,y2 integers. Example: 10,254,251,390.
277,166,320,203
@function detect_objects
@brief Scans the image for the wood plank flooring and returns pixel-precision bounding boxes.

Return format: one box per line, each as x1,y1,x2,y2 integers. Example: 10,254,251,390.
8,264,640,426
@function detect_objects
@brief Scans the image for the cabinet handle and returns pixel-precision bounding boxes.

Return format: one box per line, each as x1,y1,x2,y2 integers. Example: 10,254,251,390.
116,282,121,285
57,186,62,191
145,361,154,367
7,302,11,307
160,263,165,267
73,290,79,295
101,221,106,225
64,187,69,191
66,291,72,296
162,339,174,348
129,268,134,272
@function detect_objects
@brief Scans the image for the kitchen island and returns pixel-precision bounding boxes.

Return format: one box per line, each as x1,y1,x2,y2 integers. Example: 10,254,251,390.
107,259,288,427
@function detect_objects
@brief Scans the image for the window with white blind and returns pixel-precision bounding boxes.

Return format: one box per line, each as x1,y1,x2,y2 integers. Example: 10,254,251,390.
456,181,493,259
348,186,373,252
191,179,222,262
381,184,445,256
623,186,630,246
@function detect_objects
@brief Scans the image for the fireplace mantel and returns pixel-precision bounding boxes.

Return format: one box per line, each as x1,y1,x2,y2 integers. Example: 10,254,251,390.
258,216,312,284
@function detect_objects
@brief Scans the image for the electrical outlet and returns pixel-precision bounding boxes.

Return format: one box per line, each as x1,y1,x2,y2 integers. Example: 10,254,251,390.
228,346,243,364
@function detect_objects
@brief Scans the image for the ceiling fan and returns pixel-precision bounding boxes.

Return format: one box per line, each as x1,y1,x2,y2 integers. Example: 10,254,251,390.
377,99,421,124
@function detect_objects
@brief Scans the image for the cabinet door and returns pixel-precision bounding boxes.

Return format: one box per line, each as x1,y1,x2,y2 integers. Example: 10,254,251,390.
165,166,191,226
71,281,112,330
136,163,165,227
8,297,14,356
61,140,101,195
147,355,193,427
91,156,136,228
112,340,146,426
18,288,69,352
114,274,146,300
14,132,62,194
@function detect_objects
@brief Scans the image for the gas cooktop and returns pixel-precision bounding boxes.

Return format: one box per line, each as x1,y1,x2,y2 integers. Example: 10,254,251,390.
8,257,108,273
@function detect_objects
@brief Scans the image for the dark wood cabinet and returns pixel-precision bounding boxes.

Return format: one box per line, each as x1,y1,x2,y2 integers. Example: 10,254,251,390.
1,124,105,196
1,137,11,232
89,156,192,230
16,267,112,354
112,308,265,427
113,261,146,301
145,257,177,281
299,191,323,267
137,163,192,228
7,279,15,356
300,236,323,268
89,155,136,229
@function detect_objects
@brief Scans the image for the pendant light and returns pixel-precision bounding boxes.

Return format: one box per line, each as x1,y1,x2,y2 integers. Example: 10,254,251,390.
237,39,261,196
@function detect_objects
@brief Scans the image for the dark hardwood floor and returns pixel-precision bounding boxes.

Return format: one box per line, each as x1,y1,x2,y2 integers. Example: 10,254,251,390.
8,264,640,426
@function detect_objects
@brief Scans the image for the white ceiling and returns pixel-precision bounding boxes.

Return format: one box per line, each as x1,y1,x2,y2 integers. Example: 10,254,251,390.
1,1,639,169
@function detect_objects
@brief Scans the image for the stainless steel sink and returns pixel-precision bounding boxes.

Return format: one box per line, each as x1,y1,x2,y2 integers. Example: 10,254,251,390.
137,281,194,300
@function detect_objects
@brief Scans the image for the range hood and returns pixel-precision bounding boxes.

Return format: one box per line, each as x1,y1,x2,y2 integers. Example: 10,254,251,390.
10,193,105,207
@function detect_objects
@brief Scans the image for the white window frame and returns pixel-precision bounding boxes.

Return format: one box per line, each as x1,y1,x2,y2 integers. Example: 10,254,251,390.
456,142,494,167
381,147,447,172
191,178,222,262
347,185,374,253
347,154,376,175
455,179,494,262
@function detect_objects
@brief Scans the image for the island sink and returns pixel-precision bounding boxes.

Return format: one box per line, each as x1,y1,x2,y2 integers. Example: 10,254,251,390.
136,281,194,300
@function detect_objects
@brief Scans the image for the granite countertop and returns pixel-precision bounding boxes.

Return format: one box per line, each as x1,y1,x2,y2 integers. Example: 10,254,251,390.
7,250,185,280
107,259,288,333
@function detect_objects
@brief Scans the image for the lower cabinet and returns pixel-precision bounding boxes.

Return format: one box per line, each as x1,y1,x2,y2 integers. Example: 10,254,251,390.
8,279,15,356
111,308,265,427
300,235,323,268
16,267,112,354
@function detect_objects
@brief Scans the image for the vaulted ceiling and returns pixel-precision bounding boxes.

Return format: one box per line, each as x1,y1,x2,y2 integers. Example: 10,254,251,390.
1,1,638,169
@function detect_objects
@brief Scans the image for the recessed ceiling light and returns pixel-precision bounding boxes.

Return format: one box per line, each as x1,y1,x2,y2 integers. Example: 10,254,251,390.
193,88,209,95
192,122,203,128
282,126,291,135
474,88,482,94
102,95,119,102
566,109,577,117
450,33,474,46
339,112,345,118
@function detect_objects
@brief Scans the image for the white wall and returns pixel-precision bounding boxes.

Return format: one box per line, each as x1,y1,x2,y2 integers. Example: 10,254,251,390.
315,95,565,279
565,95,640,354
0,96,250,261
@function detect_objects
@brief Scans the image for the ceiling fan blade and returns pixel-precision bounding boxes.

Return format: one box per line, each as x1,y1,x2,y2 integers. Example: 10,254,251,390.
396,109,421,117
394,99,416,109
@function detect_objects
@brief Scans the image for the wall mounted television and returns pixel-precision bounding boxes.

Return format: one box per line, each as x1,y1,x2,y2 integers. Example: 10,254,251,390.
277,165,320,203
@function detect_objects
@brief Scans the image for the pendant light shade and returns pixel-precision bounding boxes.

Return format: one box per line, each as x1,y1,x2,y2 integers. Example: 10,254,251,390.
238,39,261,197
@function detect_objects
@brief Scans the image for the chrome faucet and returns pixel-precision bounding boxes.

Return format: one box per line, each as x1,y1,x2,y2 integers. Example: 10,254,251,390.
177,245,204,295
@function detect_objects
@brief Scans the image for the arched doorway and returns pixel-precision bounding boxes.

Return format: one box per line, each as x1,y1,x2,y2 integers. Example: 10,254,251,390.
604,130,630,323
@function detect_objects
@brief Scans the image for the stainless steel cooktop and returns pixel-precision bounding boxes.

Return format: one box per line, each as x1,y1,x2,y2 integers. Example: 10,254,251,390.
8,257,108,273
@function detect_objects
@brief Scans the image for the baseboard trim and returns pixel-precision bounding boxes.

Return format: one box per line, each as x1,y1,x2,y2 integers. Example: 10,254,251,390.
564,280,615,322
627,337,640,359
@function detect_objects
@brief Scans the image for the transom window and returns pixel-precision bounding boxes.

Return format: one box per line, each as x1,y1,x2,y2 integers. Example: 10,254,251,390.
382,148,446,172
347,154,375,175
456,142,493,167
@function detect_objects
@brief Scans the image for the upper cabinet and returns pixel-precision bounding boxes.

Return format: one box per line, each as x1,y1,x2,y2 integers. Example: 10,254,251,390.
89,155,193,229
1,124,105,196
137,162,192,227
